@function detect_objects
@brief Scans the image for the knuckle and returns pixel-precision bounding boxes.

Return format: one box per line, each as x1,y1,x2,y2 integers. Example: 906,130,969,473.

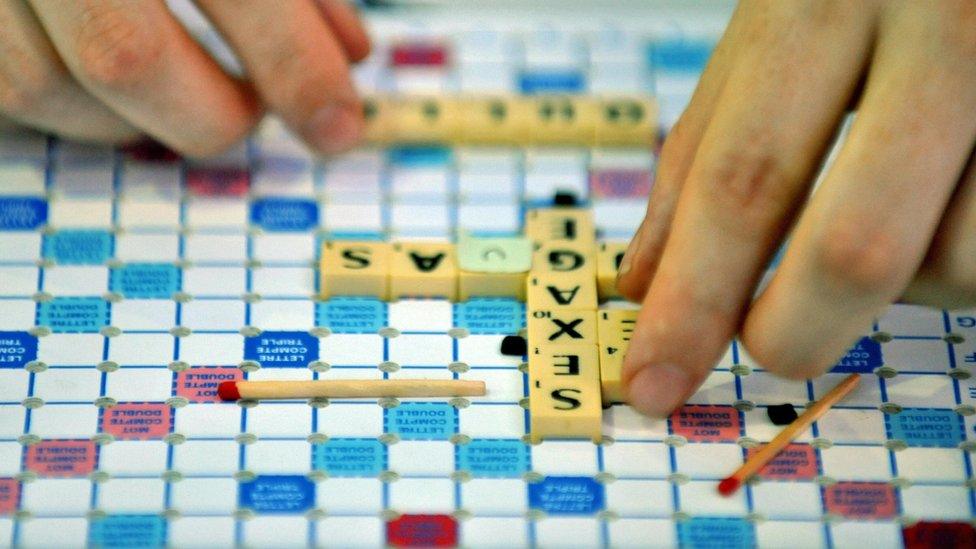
812,221,908,293
695,145,793,229
258,43,353,115
74,7,163,89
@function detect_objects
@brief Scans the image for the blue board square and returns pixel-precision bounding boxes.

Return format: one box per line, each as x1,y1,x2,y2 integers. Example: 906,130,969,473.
239,475,315,514
38,297,109,333
244,331,319,367
519,71,585,94
678,517,755,549
250,198,319,232
88,514,166,549
312,438,386,477
386,403,456,440
316,298,386,333
886,409,964,448
458,439,529,477
0,197,47,230
0,331,38,368
831,337,883,373
454,299,524,335
110,263,180,298
528,476,605,515
43,230,113,265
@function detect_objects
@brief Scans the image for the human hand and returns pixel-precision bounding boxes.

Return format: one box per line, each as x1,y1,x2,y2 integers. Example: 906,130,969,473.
617,0,976,417
0,0,370,155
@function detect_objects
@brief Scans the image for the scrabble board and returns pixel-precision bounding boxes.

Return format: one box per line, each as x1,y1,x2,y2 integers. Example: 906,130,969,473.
1,2,975,547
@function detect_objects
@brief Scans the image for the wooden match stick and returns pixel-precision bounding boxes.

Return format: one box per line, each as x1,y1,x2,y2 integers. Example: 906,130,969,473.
217,379,486,401
718,373,861,496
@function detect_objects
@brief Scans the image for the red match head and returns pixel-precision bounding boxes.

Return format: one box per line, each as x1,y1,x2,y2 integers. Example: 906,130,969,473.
717,477,741,497
217,381,241,401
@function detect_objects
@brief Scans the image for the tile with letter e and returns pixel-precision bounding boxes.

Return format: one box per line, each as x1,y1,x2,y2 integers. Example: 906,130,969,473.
319,241,390,300
528,344,602,443
390,242,457,300
457,234,531,300
596,309,634,404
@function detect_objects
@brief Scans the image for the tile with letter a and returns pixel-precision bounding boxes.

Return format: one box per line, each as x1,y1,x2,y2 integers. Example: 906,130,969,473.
319,241,391,300
529,344,602,443
390,242,457,300
526,273,598,311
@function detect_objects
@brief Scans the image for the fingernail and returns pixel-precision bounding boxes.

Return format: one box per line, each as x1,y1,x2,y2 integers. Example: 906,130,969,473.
617,227,643,280
304,104,363,155
627,363,691,418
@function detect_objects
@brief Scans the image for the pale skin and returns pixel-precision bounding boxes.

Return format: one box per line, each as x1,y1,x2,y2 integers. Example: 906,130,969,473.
0,0,370,155
3,1,975,419
617,0,976,418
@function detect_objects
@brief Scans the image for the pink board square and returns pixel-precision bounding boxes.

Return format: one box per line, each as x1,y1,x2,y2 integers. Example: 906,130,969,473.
101,403,172,440
670,405,741,442
746,443,818,480
25,439,97,477
0,479,19,515
175,367,243,403
186,167,250,197
589,169,653,199
824,481,898,519
391,43,449,67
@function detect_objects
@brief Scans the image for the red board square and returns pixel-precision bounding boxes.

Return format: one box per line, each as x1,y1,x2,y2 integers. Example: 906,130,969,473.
25,440,97,477
175,367,243,403
390,43,449,68
903,521,976,549
670,405,741,442
745,443,818,480
387,514,458,548
0,479,20,515
824,481,898,519
589,169,653,199
121,140,181,162
101,403,172,440
186,167,250,197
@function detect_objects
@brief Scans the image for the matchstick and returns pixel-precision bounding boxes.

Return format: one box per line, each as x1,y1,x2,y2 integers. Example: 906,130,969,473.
718,373,861,496
217,379,486,401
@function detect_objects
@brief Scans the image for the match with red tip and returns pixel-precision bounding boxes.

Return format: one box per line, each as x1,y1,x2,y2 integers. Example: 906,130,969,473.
717,477,740,497
217,381,241,401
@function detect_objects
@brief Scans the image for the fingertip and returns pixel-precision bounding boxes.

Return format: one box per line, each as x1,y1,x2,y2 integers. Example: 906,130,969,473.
625,363,694,419
302,101,364,155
